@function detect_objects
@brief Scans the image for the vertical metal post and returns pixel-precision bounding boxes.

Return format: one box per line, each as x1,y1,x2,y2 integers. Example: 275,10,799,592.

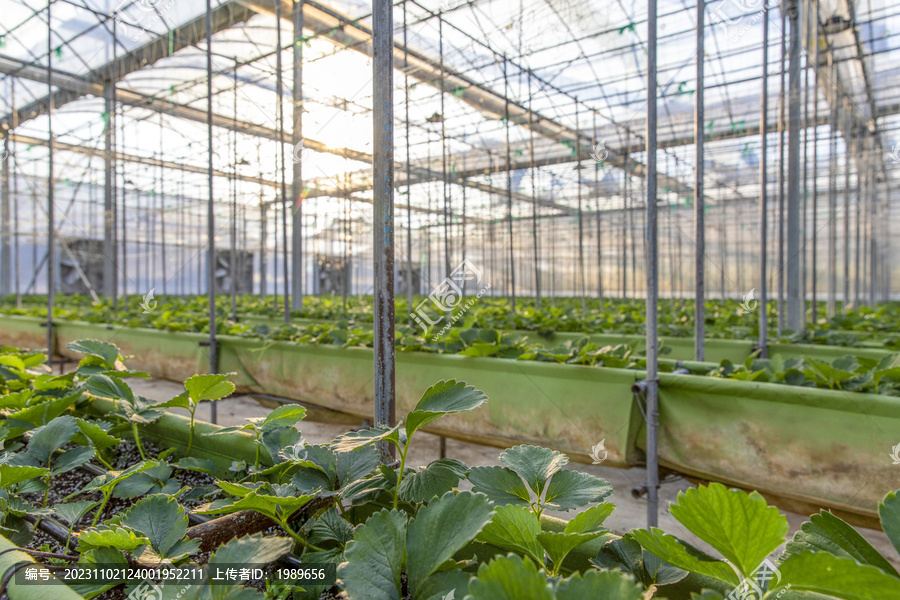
205,0,218,423
372,0,396,462
11,81,19,308
46,1,55,365
503,60,515,313
827,58,837,317
593,111,602,303
776,8,786,335
853,132,861,306
785,0,801,331
759,2,769,358
528,72,540,308
811,3,818,323
291,0,305,311
694,2,705,361
1,135,9,298
260,201,267,298
403,0,413,312
645,0,659,529
575,100,585,315
842,102,850,310
276,0,290,323
622,129,629,298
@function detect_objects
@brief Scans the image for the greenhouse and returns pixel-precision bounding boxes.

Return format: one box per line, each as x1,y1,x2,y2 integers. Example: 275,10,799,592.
0,0,899,598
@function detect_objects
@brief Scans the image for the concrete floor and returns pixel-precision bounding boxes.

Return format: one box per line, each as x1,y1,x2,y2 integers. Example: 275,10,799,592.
128,377,900,570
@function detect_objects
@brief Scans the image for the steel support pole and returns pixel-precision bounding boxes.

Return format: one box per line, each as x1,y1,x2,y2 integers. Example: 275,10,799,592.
291,0,304,311
575,100,585,315
529,72,540,308
404,1,413,314
811,2,818,322
694,0,705,361
827,59,837,317
759,3,769,358
372,0,396,462
260,201,267,298
205,0,218,423
46,2,55,365
785,0,801,331
776,8,786,335
646,0,660,529
842,102,850,311
503,60,515,313
1,135,9,297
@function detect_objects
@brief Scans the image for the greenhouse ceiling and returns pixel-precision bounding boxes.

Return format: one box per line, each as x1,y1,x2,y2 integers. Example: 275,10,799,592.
0,0,898,228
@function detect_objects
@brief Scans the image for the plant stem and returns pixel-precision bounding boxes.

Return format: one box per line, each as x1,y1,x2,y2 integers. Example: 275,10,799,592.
392,444,409,510
132,421,148,460
279,519,326,552
186,409,196,457
91,492,111,527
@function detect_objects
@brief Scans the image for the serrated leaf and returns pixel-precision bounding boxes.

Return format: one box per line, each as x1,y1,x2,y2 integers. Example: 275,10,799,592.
308,508,354,547
543,470,613,511
537,530,605,571
53,501,98,526
67,340,120,369
0,464,49,488
467,466,532,506
260,404,307,432
209,532,293,567
85,374,134,402
261,425,302,464
499,445,568,498
407,491,494,593
398,458,468,503
669,483,787,578
113,465,177,499
77,526,150,552
564,503,615,534
183,373,235,403
331,424,401,453
774,551,900,599
175,457,217,477
52,446,95,475
27,415,79,464
466,554,554,600
340,508,407,600
631,528,740,585
121,495,191,557
476,504,544,564
79,460,158,496
782,510,898,577
555,569,644,600
404,380,487,438
73,418,119,451
157,391,190,410
878,490,900,557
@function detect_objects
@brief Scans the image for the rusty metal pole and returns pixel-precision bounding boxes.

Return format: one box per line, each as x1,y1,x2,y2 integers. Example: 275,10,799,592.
372,0,396,462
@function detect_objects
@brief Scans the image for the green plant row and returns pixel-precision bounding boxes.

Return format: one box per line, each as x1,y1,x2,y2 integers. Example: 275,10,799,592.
5,293,900,347
1,341,899,599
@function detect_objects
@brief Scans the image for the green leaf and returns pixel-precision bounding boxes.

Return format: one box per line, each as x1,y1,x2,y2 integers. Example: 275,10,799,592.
476,505,544,564
73,418,119,451
53,501,98,526
466,554,554,600
114,465,179,499
157,392,190,410
208,532,293,567
176,457,217,477
198,491,314,522
537,531,605,571
467,466,532,506
260,404,307,432
85,374,134,402
340,508,407,600
630,528,740,585
774,551,900,599
668,483,787,578
542,470,613,511
77,526,151,552
878,490,900,557
782,510,898,577
563,503,615,534
398,458,468,503
335,444,381,488
67,340,120,369
331,424,402,453
261,426,302,463
0,464,49,488
183,373,236,403
27,415,79,464
405,380,487,438
78,461,159,496
407,491,494,593
121,495,193,558
52,446,95,475
308,508,354,547
499,445,568,498
555,569,644,600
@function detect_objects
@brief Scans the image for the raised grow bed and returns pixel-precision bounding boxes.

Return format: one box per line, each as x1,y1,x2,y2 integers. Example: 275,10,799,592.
2,341,900,599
